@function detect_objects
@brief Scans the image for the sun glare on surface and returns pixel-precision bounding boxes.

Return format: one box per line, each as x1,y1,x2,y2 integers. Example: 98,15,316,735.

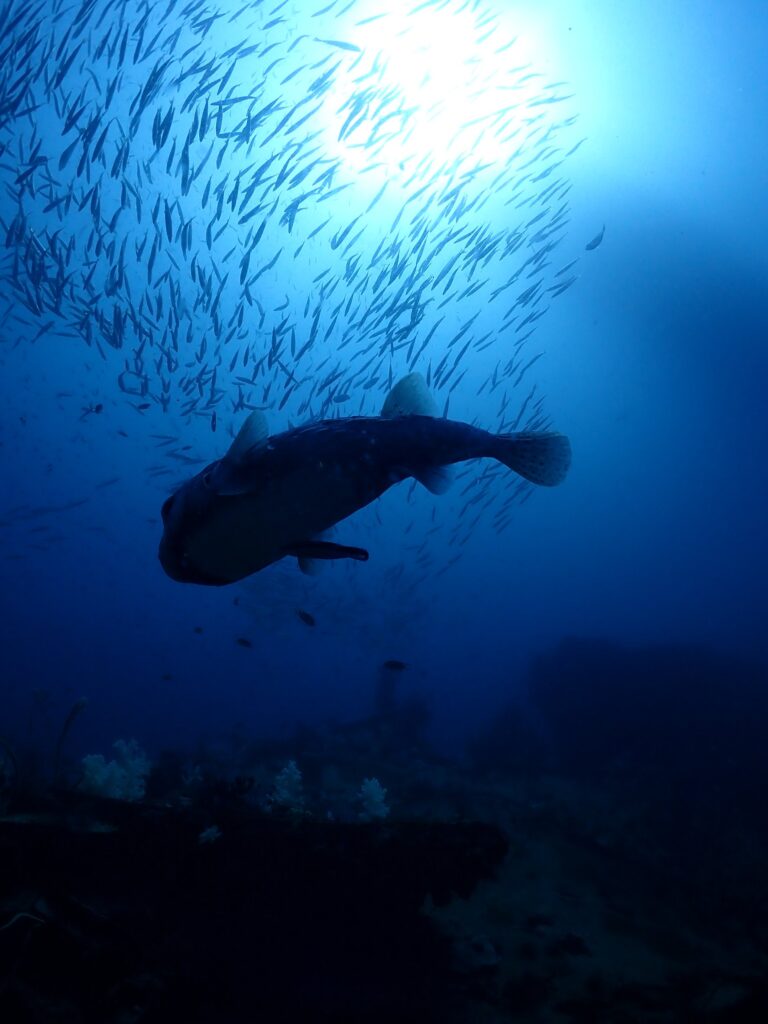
322,4,554,180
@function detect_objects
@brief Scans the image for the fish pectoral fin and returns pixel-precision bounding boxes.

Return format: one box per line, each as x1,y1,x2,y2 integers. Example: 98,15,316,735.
285,540,370,575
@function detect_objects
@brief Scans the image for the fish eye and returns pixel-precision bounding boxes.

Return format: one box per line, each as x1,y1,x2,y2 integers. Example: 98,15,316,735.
202,470,213,489
161,495,175,521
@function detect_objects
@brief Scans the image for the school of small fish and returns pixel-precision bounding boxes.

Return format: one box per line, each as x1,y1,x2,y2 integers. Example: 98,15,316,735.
0,0,596,582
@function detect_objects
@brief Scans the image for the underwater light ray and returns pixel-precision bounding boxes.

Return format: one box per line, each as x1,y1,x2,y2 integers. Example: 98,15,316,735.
0,0,585,566
324,3,560,179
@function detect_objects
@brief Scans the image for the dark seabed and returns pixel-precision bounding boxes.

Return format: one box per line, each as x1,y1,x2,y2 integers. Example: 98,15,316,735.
1,0,767,1021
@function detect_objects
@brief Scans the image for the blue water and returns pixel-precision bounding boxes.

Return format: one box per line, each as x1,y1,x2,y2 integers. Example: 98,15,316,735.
3,0,764,752
0,2,765,1015
0,2,767,1015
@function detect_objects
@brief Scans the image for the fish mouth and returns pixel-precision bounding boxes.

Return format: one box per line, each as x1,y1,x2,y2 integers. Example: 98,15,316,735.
158,535,230,586
158,535,187,582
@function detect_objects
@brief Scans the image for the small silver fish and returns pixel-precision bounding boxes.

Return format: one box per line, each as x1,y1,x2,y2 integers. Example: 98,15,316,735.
585,224,605,251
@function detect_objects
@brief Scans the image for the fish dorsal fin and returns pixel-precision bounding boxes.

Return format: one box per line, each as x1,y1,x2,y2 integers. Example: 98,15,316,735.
226,410,269,463
381,373,437,418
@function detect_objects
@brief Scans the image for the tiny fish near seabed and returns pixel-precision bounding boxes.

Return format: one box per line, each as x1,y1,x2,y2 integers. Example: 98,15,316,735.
158,374,571,585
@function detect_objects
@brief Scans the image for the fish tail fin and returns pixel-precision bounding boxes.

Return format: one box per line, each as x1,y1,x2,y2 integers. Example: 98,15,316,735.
494,431,571,486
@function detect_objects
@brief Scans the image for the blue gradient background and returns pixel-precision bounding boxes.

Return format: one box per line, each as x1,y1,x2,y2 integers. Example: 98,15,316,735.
1,0,765,762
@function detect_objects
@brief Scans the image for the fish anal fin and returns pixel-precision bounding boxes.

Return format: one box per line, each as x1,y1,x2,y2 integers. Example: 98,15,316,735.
298,556,322,577
411,464,453,495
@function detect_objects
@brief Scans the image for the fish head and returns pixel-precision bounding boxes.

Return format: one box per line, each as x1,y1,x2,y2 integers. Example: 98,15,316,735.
159,460,234,585
159,408,283,584
158,454,289,585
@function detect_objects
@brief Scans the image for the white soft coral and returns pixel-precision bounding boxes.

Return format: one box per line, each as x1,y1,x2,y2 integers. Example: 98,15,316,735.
80,739,150,801
358,777,389,821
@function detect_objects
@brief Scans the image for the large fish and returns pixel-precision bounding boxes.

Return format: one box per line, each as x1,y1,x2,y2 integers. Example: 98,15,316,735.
158,373,571,585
